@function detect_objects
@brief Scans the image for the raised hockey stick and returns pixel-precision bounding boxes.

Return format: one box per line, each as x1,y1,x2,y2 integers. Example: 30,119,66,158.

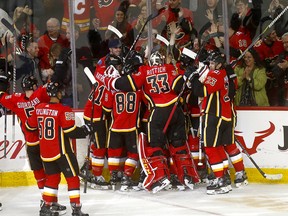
235,138,283,180
83,67,97,193
162,47,199,134
107,25,123,39
124,7,166,62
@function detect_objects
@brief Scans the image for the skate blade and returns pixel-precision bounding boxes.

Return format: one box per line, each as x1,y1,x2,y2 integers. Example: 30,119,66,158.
90,183,111,190
207,187,229,195
184,179,194,190
235,180,248,188
152,179,170,194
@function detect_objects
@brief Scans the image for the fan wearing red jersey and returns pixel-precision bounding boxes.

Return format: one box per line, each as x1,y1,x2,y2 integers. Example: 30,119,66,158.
103,51,199,193
0,75,67,215
26,82,91,216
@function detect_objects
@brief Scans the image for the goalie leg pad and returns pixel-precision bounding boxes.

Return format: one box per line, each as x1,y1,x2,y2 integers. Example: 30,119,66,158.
169,145,201,185
138,133,170,192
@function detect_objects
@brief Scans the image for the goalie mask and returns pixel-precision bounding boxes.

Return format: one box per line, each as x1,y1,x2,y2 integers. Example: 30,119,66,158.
149,51,163,66
21,75,38,91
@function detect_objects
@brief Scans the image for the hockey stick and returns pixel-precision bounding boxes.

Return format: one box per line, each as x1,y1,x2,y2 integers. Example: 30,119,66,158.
235,138,283,180
107,25,123,39
124,7,166,62
231,5,288,67
162,47,199,134
83,67,97,193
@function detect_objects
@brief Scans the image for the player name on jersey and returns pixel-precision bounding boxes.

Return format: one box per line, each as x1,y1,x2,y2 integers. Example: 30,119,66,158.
16,98,40,108
36,108,58,116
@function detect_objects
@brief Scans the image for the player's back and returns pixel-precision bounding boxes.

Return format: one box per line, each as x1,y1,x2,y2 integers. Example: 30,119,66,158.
136,64,180,108
34,102,75,161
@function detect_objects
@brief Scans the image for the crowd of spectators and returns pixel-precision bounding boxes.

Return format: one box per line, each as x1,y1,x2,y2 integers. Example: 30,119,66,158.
0,0,288,108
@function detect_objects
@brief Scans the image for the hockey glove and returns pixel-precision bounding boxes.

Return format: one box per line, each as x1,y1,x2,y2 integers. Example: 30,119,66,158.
197,64,210,83
81,124,93,136
0,74,9,92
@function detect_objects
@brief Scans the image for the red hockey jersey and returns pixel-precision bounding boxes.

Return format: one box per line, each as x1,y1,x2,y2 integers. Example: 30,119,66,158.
126,64,182,108
0,86,50,145
103,89,142,131
26,102,76,161
200,69,232,120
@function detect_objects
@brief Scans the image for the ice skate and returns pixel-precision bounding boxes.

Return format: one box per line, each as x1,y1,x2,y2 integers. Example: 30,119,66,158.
40,201,59,216
90,175,111,190
151,177,170,194
110,171,121,191
50,202,67,215
119,174,141,192
224,171,232,191
71,203,89,216
166,174,185,191
184,175,194,190
206,177,229,195
234,170,248,188
79,164,93,187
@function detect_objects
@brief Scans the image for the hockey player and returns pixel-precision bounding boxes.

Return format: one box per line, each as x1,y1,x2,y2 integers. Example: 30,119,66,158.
206,51,248,189
0,74,66,215
185,52,231,195
80,40,124,189
26,81,91,216
102,54,143,191
103,51,199,193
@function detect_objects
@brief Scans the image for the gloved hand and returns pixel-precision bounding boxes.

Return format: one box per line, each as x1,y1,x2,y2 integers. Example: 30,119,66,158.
81,124,93,136
0,73,9,92
57,48,72,64
197,64,210,83
104,65,121,78
0,104,5,118
184,65,198,81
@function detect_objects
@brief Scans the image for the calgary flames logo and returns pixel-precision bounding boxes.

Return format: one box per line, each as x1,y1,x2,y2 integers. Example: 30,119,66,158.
235,121,275,155
98,0,113,8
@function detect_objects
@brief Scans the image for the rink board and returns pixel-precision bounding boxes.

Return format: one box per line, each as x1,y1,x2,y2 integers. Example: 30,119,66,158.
0,110,287,186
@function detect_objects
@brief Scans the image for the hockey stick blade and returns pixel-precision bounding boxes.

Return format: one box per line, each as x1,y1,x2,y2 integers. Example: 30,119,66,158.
156,34,169,46
107,25,123,38
84,67,96,85
236,139,283,180
0,18,17,35
182,47,197,59
264,173,283,180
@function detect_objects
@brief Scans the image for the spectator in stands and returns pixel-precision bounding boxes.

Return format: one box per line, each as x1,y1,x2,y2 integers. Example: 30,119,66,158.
15,40,42,92
105,5,134,47
193,0,222,33
235,48,270,106
234,0,262,40
271,32,288,105
65,24,93,108
254,22,284,106
61,0,92,34
92,0,122,39
37,17,69,80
